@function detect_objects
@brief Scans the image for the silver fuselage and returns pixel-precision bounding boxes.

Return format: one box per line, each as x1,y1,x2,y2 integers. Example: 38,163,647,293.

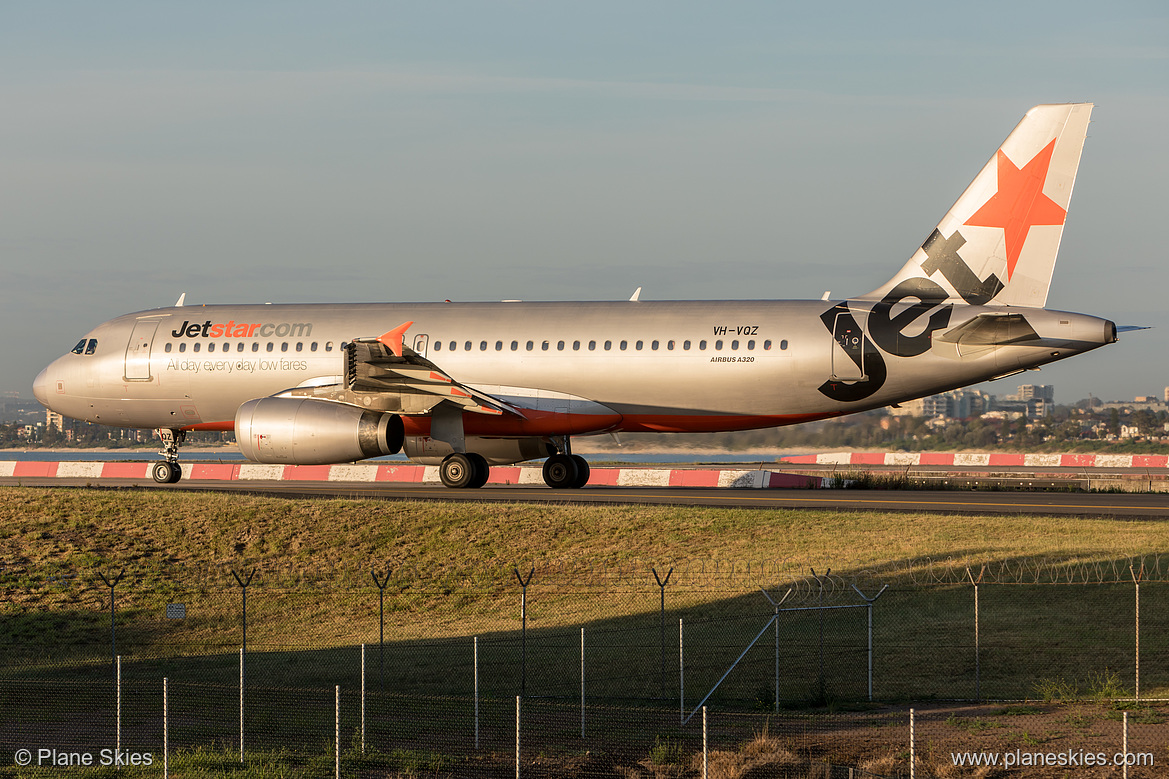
35,299,1115,442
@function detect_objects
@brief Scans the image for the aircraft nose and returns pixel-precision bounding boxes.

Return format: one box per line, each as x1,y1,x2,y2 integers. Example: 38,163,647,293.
33,367,51,407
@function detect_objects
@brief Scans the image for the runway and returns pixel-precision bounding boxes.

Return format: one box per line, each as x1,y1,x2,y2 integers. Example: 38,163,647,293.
6,476,1169,518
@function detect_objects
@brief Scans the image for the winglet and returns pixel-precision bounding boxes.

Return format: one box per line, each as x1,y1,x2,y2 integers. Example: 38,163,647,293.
175,293,186,307
629,287,642,302
377,321,414,356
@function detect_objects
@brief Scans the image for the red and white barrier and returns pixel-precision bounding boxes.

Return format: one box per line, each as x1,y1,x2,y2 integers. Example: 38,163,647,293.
780,452,1169,468
0,461,825,489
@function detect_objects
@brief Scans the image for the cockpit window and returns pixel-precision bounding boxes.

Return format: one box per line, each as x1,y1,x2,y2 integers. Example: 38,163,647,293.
71,339,87,354
85,339,98,355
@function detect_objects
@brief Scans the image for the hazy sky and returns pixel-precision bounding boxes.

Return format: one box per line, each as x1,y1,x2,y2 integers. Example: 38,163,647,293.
2,1,1166,405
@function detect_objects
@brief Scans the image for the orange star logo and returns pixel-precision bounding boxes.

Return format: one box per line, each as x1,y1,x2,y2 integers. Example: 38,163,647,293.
964,139,1066,280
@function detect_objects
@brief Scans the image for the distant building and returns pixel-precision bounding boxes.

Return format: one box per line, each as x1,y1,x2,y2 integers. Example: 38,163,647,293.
1017,384,1055,403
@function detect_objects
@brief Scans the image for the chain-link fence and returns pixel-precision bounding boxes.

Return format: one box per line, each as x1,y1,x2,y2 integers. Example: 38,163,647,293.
4,557,1169,776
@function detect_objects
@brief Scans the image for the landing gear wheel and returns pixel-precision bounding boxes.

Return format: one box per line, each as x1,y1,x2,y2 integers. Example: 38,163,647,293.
542,454,580,489
440,453,477,489
152,461,180,484
467,453,490,488
569,455,590,488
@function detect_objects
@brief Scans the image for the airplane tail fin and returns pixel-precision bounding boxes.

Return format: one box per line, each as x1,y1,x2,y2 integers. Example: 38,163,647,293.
861,103,1093,308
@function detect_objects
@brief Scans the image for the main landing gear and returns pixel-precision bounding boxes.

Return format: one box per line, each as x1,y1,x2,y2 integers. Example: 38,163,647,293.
543,436,589,489
152,428,185,484
439,452,490,489
436,439,591,489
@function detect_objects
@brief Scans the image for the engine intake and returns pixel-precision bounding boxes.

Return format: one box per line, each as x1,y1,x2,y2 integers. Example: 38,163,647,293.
236,397,403,465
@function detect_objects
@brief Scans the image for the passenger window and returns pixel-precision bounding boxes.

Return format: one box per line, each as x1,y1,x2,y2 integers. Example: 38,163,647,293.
434,341,442,351
683,340,691,350
85,339,98,355
699,340,707,350
238,342,245,352
557,341,564,351
731,340,738,350
179,343,186,353
296,342,303,352
511,341,519,351
252,343,260,352
193,343,201,353
542,341,550,351
620,340,627,351
325,342,333,352
780,339,788,350
165,343,173,353
450,341,456,351
526,341,534,351
281,343,289,352
481,341,488,351
72,339,87,354
668,340,675,350
747,340,755,350
465,341,473,351
715,340,723,350
310,342,318,352
266,343,274,352
589,340,596,351
652,340,659,350
496,341,503,351
635,340,643,350
604,340,612,351
573,341,580,351
208,343,216,353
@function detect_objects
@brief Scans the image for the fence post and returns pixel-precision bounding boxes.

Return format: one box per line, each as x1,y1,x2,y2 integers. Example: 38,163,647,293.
967,565,985,701
580,626,585,738
474,636,479,750
1123,710,1129,779
97,569,124,684
239,647,244,763
760,587,793,711
116,655,121,755
515,695,521,779
1131,563,1143,701
909,708,915,779
371,570,391,694
851,583,888,702
652,567,673,699
514,567,534,697
232,567,255,765
811,567,830,702
335,686,340,779
361,643,366,753
679,617,684,725
163,677,168,779
702,706,708,779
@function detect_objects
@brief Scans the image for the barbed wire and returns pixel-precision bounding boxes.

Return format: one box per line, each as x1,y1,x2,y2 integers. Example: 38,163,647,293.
4,554,1168,595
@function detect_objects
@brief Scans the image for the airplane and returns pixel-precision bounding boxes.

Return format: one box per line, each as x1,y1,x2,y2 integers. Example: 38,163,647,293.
34,103,1124,489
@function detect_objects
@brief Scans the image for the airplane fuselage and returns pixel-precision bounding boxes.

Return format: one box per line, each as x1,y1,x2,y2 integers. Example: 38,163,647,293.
37,299,1115,437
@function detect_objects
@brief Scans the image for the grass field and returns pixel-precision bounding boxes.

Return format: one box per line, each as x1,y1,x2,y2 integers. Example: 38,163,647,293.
3,487,1169,775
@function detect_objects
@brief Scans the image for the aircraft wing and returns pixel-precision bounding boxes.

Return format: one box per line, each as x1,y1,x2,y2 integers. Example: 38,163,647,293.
344,335,521,417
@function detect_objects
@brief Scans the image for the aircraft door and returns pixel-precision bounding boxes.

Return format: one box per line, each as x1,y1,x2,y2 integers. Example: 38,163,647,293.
124,320,160,381
830,311,867,382
413,334,429,358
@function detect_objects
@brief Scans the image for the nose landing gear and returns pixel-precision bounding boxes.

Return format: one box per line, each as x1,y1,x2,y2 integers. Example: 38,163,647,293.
152,428,185,484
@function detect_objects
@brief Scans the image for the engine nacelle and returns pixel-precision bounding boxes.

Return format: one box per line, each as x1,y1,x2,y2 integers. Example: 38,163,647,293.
403,435,553,465
236,397,404,465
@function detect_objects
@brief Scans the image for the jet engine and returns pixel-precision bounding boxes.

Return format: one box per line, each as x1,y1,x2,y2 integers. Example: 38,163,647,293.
236,397,404,465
